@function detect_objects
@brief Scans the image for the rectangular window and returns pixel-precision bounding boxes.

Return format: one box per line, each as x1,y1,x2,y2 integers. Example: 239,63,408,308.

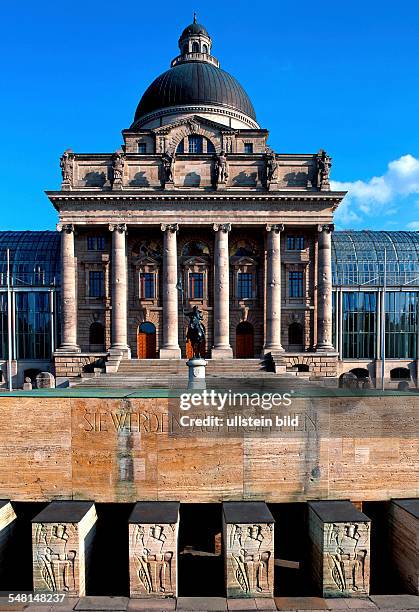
0,293,8,359
287,235,305,250
189,272,204,299
289,271,304,298
189,136,203,154
244,143,253,154
140,272,155,299
138,142,147,154
87,236,105,251
237,272,253,299
15,292,52,360
89,271,104,298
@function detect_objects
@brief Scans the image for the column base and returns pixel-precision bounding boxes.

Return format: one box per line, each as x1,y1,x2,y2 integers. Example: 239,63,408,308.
110,345,131,359
211,346,233,359
263,344,285,355
159,347,181,359
315,343,335,352
55,344,81,353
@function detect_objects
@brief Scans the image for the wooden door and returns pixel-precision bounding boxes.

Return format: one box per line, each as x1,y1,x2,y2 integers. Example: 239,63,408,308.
137,323,156,358
236,323,254,358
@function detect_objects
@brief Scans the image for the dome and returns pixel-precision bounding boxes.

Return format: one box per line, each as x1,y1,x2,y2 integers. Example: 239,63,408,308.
132,61,257,126
180,21,209,39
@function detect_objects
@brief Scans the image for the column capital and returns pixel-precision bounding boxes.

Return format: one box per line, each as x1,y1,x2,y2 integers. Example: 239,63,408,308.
56,223,74,234
161,223,179,233
109,223,127,233
266,224,284,233
317,223,335,234
213,223,231,233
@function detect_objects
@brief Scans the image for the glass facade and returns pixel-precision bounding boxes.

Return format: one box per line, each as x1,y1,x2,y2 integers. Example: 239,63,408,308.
0,231,60,287
342,292,377,359
15,292,52,360
0,294,8,358
385,292,418,358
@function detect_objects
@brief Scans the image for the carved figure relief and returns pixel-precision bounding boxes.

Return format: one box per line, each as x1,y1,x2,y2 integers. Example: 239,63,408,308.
266,153,279,187
227,522,273,595
325,522,369,594
112,151,125,188
215,151,229,185
131,523,177,596
162,152,176,183
317,149,332,190
34,523,77,593
60,150,74,185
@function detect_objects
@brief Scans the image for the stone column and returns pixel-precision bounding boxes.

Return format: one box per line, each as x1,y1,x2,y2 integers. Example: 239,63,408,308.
32,501,97,597
264,224,284,353
316,224,335,351
223,502,275,598
160,224,181,358
109,223,130,357
212,223,233,358
56,223,80,352
129,501,180,598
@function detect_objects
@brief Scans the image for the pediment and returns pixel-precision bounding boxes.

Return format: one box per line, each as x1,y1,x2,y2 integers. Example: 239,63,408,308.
232,256,257,266
183,255,208,267
152,115,236,136
134,255,160,266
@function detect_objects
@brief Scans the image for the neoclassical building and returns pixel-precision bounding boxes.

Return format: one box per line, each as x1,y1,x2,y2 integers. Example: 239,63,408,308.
45,18,345,379
1,19,418,387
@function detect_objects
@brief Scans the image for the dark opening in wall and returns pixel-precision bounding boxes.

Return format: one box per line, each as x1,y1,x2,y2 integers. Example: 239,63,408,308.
269,503,310,596
178,503,224,597
363,501,397,595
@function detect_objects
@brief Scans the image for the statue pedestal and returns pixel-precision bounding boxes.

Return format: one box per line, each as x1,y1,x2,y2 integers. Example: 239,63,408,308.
187,358,207,389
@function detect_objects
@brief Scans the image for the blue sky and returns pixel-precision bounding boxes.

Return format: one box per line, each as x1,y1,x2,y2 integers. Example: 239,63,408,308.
1,0,419,231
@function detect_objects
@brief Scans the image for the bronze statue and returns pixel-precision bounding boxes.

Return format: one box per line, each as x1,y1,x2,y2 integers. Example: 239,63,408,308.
185,305,206,358
215,150,229,185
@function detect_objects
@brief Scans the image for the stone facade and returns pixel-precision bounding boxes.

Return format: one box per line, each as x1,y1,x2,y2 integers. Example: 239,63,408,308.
389,499,419,595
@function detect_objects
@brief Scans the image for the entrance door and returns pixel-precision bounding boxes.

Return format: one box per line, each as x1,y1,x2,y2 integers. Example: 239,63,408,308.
236,322,254,358
137,322,156,358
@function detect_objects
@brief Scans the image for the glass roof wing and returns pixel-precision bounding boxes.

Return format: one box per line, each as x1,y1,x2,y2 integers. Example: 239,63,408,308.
0,231,61,287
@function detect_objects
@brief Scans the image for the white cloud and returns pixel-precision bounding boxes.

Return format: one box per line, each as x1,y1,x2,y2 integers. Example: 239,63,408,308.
331,154,419,227
407,221,419,230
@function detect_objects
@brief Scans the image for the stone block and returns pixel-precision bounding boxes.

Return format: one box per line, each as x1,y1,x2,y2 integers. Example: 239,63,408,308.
308,500,371,598
36,371,56,389
389,499,419,594
128,501,180,598
223,502,274,599
32,501,97,596
0,500,17,580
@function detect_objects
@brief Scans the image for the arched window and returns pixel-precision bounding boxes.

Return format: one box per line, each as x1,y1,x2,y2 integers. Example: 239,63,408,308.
350,368,370,380
89,322,104,346
192,41,199,53
207,139,216,153
203,44,208,54
288,322,303,345
182,241,210,257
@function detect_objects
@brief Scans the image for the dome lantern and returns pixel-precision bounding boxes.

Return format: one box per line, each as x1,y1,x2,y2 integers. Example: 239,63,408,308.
172,14,219,68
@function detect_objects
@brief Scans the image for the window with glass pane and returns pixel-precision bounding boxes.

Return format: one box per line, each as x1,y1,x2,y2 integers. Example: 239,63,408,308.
89,271,105,297
207,139,216,153
287,236,305,250
342,292,376,359
140,272,155,299
189,272,204,299
0,293,8,358
237,272,253,299
244,143,253,154
188,135,203,153
138,143,147,154
289,271,304,297
87,236,105,251
176,140,185,153
385,291,418,358
16,292,51,359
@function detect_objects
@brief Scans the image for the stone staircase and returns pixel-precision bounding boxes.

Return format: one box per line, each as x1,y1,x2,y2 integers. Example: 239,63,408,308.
74,357,280,388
